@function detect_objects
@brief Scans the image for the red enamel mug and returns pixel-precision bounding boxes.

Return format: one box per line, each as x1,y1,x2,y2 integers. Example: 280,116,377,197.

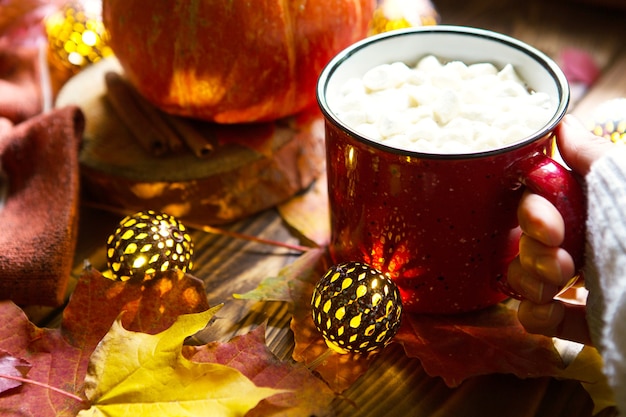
317,26,585,314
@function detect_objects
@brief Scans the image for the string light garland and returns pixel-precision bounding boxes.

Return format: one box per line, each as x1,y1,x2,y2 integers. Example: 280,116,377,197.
311,262,403,354
106,210,194,282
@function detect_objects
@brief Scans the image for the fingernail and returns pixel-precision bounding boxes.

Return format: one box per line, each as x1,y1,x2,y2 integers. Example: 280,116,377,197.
519,274,544,302
535,255,563,285
531,303,556,321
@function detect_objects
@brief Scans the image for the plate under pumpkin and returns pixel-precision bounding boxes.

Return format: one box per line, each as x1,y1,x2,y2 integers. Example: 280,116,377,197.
55,58,325,225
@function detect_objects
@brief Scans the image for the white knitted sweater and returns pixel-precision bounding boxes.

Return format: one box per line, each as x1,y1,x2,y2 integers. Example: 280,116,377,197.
585,146,626,413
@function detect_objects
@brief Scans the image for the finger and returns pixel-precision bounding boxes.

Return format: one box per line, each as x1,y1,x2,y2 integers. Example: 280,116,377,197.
0,117,12,136
518,234,576,287
507,257,560,303
518,191,564,247
518,299,592,345
556,115,615,175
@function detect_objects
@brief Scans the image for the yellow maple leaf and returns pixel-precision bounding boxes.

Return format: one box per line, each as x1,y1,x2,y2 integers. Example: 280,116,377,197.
558,343,616,414
78,306,286,417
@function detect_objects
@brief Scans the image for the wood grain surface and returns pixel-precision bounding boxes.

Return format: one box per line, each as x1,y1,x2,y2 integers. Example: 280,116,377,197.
35,0,626,416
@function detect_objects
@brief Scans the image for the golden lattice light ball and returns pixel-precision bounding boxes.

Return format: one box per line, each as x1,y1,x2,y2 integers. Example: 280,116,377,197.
368,0,439,35
106,210,194,282
45,1,113,72
311,262,403,354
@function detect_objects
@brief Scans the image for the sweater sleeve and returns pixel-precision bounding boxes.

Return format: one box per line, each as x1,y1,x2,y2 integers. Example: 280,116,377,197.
584,146,626,413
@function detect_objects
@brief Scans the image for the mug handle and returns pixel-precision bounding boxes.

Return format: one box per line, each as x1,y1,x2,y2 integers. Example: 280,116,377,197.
498,151,586,299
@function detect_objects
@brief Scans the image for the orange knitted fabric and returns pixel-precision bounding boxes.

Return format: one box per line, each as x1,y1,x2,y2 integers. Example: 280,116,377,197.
0,106,84,306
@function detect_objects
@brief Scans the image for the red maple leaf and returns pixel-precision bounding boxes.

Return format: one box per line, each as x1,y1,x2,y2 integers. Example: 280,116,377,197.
0,350,30,393
185,323,335,417
0,267,210,416
395,303,565,387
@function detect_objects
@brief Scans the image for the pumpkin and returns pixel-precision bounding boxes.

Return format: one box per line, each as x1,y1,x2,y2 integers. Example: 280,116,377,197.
102,0,377,124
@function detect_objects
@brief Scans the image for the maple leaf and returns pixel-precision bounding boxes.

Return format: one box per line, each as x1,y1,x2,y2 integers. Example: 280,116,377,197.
395,303,566,387
184,323,335,417
233,247,375,393
1,264,338,416
232,247,376,393
558,344,616,413
0,267,210,417
235,243,605,399
79,307,284,417
62,266,210,348
213,105,323,158
277,173,331,248
288,264,379,393
233,247,326,302
61,267,212,396
0,350,30,393
0,301,86,417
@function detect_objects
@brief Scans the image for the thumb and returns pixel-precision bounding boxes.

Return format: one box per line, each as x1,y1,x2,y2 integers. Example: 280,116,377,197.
555,115,615,176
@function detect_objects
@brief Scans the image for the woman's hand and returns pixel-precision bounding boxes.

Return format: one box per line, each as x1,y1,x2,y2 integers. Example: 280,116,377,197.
506,115,614,345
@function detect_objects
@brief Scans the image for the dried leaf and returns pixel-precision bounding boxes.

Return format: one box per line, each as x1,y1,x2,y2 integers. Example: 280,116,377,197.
232,276,293,302
184,324,335,417
559,344,615,413
0,267,210,417
0,350,30,393
278,173,331,248
0,301,84,417
233,247,374,393
1,264,332,416
395,303,565,387
62,267,210,350
233,248,325,302
79,307,284,417
214,119,276,157
288,256,376,393
213,106,323,158
240,247,572,394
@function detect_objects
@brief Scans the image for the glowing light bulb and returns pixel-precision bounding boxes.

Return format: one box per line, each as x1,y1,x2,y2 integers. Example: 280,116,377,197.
311,262,403,354
106,210,194,282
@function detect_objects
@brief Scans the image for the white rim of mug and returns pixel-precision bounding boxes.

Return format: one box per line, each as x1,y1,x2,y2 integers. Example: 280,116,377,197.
316,25,570,160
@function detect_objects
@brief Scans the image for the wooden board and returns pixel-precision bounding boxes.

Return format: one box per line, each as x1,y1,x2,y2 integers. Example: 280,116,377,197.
55,58,326,225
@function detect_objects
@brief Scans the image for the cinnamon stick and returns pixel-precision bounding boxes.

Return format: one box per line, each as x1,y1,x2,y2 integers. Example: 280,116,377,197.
164,114,216,158
104,71,184,156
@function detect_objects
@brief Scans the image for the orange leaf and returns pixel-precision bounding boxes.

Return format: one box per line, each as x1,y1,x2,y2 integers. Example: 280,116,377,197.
288,256,377,393
282,250,570,392
278,173,331,248
395,303,565,387
233,247,325,302
185,324,335,417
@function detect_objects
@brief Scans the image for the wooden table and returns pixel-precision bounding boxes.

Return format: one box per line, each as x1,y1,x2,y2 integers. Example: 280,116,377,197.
37,0,626,415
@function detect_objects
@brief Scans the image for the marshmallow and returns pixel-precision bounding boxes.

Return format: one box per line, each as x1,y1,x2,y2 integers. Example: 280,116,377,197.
332,55,555,154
